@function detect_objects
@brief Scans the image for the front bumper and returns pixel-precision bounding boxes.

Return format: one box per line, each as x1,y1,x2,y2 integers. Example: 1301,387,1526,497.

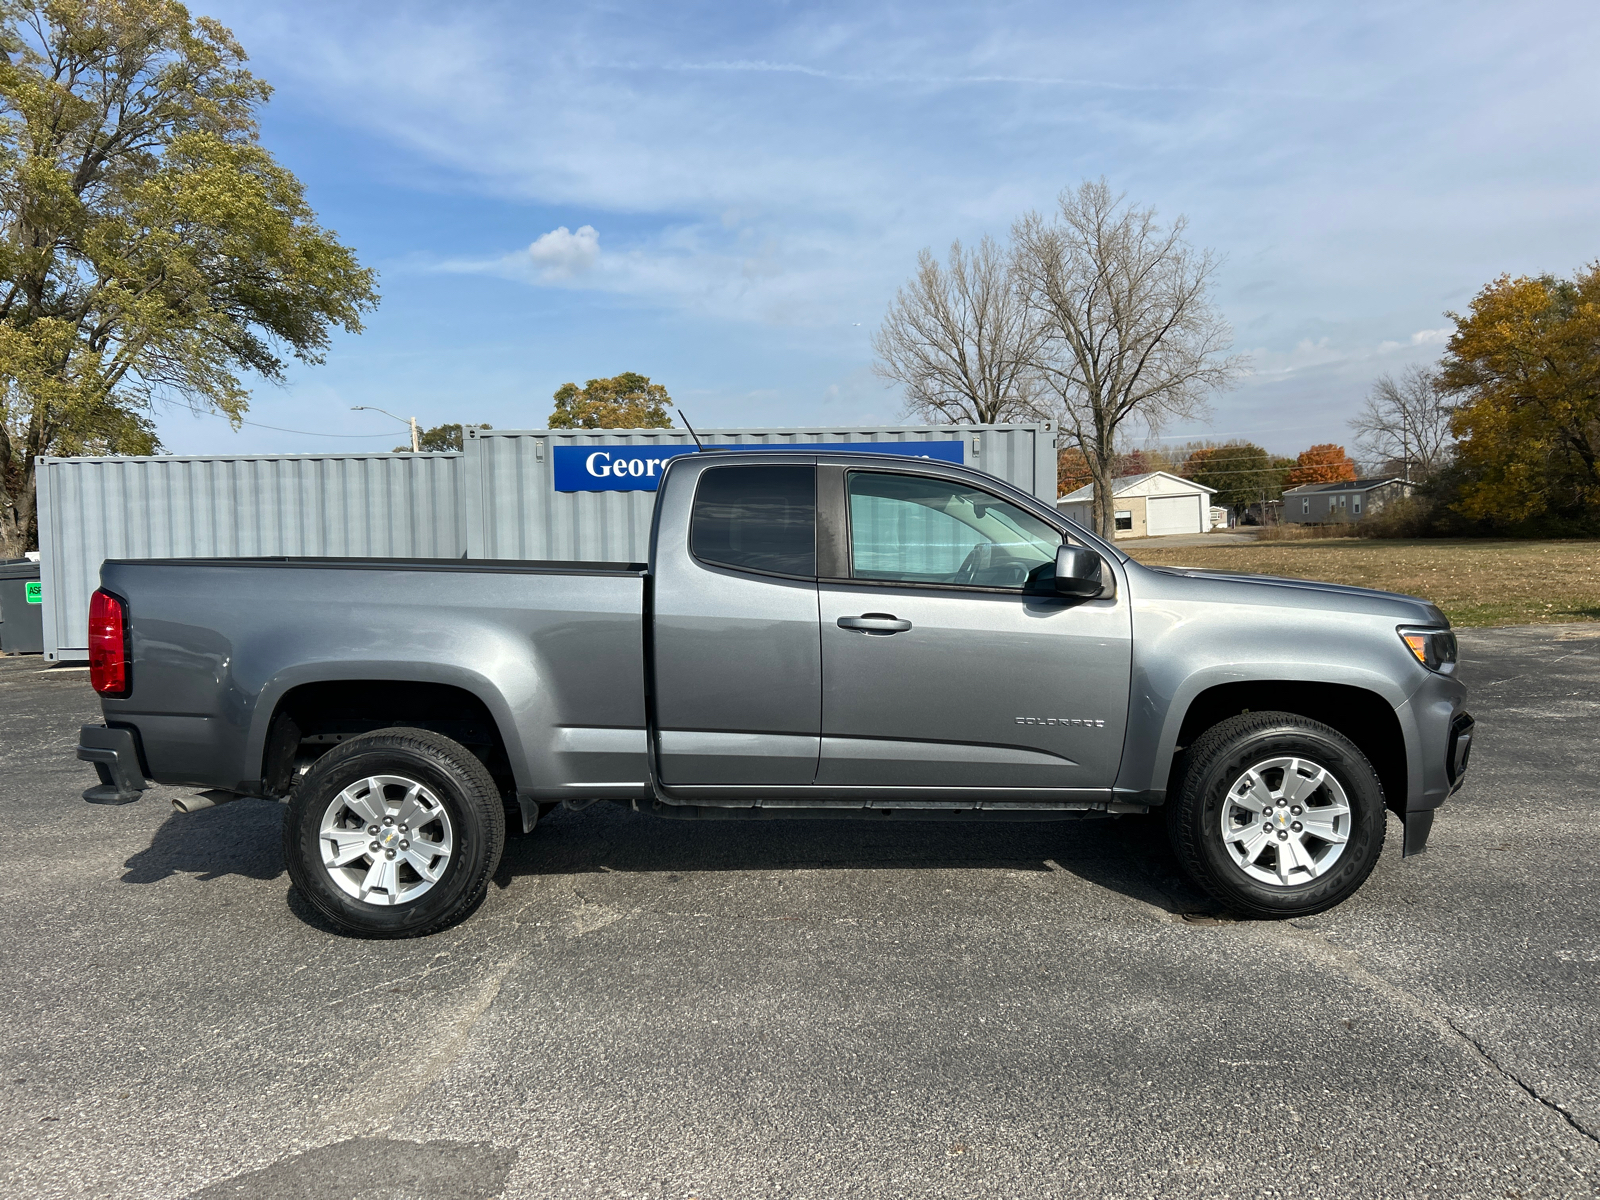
1447,711,1474,794
78,724,147,805
1401,707,1474,856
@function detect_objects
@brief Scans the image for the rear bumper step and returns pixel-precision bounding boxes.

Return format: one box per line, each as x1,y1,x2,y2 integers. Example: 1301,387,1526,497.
77,724,147,805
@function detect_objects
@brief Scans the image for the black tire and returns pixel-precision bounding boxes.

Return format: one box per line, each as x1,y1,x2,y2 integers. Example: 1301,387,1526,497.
1166,711,1386,918
283,727,506,938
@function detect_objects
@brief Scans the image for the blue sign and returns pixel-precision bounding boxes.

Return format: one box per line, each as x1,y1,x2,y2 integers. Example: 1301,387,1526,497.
552,441,965,492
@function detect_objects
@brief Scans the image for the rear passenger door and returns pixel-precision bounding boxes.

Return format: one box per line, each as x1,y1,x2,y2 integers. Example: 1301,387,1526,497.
650,462,822,792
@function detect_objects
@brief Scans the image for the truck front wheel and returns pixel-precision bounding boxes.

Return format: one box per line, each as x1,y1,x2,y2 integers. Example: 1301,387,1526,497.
284,728,506,937
1167,712,1387,918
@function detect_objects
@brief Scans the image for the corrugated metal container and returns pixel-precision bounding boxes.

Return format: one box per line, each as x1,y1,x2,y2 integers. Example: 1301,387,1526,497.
465,424,1056,562
37,423,1055,661
37,453,466,660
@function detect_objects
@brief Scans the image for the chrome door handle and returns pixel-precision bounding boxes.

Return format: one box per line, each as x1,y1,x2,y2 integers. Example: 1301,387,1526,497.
837,614,912,634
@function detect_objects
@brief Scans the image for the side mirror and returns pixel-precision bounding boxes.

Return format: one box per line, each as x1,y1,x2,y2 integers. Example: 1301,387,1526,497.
1053,544,1104,597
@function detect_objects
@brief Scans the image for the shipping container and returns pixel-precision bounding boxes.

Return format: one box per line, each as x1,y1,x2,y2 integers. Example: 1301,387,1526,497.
465,424,1055,561
37,423,1055,661
37,453,467,661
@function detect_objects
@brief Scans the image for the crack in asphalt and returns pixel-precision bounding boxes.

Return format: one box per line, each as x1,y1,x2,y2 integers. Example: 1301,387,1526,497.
1441,1015,1600,1151
1256,923,1600,1177
169,882,557,1150
341,952,523,1137
170,869,572,1079
171,947,463,1070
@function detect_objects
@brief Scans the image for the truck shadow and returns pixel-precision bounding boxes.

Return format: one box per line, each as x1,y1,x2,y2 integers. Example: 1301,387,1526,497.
496,803,1215,917
121,796,286,884
115,797,1219,921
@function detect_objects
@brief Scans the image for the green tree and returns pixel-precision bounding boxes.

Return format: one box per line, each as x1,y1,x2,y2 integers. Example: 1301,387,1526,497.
0,0,378,553
394,422,490,453
1180,441,1289,511
548,372,673,429
1441,268,1600,528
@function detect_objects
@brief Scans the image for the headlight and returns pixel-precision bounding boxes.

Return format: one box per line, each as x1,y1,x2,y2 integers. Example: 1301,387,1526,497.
1399,626,1457,671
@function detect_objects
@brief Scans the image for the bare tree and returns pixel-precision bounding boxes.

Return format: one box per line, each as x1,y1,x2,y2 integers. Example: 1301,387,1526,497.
1350,366,1455,482
872,236,1042,424
1012,180,1246,539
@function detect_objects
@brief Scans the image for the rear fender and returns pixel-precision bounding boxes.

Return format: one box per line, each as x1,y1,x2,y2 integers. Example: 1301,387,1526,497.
245,662,527,795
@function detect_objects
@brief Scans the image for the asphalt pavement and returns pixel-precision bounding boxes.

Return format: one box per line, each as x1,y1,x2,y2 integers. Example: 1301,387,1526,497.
1,626,1597,1199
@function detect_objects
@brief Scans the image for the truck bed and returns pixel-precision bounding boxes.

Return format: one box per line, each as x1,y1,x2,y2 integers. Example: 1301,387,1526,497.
98,557,650,798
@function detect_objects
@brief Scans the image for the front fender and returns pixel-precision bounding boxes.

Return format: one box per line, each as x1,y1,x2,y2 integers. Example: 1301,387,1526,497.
1113,590,1425,802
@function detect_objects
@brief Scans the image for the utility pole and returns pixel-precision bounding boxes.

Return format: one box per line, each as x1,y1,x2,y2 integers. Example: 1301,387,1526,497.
352,406,421,451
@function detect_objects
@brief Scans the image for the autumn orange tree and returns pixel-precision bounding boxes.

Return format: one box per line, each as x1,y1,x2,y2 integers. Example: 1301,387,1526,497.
1057,445,1093,493
1114,447,1179,478
1440,268,1600,527
1286,444,1357,486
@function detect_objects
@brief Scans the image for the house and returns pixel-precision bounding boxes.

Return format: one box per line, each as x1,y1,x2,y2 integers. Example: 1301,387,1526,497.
1282,477,1412,524
1057,472,1218,538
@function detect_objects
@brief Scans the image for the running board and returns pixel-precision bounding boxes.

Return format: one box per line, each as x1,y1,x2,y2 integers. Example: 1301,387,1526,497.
641,800,1146,822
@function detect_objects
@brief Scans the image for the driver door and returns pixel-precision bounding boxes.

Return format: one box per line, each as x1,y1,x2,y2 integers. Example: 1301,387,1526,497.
817,469,1131,794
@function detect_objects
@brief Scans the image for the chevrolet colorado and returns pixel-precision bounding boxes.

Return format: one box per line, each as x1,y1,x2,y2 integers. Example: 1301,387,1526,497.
75,450,1472,936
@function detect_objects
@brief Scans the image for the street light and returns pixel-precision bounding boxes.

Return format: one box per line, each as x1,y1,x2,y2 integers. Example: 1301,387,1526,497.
351,405,419,452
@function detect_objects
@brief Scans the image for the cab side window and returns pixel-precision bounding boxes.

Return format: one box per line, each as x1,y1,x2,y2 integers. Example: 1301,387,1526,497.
690,465,816,577
847,471,1062,589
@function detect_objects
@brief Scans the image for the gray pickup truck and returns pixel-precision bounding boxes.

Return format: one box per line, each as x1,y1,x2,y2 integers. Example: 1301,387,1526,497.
76,450,1472,936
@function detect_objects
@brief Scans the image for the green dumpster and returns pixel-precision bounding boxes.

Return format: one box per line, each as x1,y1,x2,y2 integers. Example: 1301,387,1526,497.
0,559,43,654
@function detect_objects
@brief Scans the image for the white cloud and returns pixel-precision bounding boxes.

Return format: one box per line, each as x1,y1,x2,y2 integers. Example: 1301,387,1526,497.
527,224,600,278
1245,336,1341,378
1377,326,1454,354
433,217,875,330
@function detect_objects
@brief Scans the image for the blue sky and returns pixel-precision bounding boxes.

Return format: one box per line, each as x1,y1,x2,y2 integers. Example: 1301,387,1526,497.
158,0,1600,458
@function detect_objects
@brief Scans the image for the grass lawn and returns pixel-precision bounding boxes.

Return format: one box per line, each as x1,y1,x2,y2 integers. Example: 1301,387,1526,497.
1124,538,1600,627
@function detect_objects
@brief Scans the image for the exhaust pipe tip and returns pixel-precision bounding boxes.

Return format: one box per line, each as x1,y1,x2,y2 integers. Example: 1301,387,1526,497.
172,790,240,815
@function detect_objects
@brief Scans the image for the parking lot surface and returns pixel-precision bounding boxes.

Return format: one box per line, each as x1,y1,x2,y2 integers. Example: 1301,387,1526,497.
1,626,1597,1199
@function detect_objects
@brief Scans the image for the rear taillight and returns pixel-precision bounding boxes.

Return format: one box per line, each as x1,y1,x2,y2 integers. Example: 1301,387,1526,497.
89,588,130,697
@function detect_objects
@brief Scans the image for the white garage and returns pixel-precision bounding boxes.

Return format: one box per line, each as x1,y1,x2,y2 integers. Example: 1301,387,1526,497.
1057,471,1218,539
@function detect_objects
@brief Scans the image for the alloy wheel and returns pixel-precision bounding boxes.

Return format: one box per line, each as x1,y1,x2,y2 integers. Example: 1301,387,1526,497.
317,775,455,906
1219,756,1351,887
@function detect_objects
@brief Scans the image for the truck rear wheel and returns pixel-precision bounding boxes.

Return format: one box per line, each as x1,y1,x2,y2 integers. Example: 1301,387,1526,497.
284,728,505,938
1167,712,1386,918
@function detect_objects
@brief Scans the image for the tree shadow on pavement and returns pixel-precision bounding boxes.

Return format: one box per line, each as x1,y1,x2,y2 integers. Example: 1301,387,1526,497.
121,796,286,884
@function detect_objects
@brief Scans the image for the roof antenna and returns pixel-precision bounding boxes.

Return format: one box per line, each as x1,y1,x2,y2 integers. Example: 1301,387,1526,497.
677,409,705,452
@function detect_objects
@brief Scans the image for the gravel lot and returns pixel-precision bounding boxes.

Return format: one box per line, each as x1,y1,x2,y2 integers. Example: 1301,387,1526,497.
1,626,1597,1199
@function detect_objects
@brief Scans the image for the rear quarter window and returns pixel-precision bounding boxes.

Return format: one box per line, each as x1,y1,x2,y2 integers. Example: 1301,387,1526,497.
690,464,816,577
